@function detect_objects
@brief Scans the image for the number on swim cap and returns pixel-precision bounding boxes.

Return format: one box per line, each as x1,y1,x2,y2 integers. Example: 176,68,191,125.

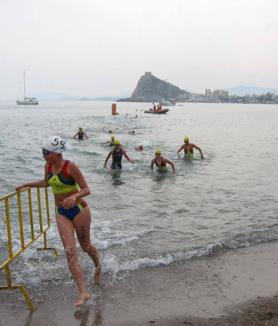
42,136,67,153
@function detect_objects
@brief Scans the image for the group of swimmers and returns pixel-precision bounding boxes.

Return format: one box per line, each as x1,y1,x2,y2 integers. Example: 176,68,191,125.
14,130,204,307
74,127,204,173
103,133,204,173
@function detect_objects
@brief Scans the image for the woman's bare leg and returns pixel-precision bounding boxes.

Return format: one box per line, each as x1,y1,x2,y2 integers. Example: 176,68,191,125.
73,207,101,283
56,214,90,306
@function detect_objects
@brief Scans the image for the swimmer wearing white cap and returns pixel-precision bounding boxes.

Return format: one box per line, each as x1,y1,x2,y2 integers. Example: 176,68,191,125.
16,136,101,306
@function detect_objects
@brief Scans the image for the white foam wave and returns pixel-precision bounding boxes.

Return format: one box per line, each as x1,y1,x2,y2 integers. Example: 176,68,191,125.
102,242,222,274
95,228,153,250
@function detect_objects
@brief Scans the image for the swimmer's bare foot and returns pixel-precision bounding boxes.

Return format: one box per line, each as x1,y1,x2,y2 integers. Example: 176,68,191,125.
93,265,101,284
74,292,90,306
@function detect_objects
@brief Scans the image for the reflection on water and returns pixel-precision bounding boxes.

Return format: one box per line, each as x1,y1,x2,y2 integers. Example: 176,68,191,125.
152,171,172,183
110,170,125,186
74,307,104,326
23,311,33,326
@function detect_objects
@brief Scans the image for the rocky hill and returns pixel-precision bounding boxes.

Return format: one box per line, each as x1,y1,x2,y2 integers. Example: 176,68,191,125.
118,72,192,103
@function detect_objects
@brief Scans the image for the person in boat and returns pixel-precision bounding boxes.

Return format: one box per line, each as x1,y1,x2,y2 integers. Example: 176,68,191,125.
151,148,176,173
15,136,101,307
157,103,162,111
73,127,88,140
177,136,204,159
104,139,134,170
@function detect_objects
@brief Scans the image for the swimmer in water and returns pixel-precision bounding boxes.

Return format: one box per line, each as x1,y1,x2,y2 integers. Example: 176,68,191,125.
177,136,204,160
15,136,101,306
135,145,144,151
102,134,116,146
151,148,175,173
104,139,134,170
73,127,88,140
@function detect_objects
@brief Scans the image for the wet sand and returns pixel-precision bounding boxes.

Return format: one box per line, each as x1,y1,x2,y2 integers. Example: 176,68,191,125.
1,241,278,325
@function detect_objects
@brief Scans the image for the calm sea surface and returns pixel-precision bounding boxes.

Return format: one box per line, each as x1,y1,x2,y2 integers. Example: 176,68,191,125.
0,101,278,285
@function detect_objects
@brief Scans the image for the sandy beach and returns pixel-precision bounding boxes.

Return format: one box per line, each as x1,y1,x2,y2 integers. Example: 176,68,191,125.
1,241,278,325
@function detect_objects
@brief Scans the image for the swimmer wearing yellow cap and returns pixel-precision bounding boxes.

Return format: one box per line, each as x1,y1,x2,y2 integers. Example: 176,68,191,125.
102,134,116,146
177,136,204,159
104,139,135,170
151,148,176,173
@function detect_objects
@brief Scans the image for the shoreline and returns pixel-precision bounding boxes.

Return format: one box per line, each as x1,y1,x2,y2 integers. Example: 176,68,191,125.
2,241,278,325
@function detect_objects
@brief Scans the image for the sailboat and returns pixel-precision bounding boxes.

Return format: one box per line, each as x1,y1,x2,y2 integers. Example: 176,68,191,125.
16,70,39,105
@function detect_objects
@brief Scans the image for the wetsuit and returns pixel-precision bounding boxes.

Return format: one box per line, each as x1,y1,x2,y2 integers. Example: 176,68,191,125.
77,131,84,140
111,148,123,169
47,160,83,220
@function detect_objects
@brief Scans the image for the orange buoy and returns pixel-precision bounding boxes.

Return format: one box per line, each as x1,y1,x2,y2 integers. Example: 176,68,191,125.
112,103,118,115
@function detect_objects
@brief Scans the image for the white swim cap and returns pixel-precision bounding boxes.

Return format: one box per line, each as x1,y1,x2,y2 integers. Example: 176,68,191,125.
42,136,67,153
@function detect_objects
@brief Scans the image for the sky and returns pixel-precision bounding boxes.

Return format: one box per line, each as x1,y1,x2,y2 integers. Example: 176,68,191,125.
1,0,277,99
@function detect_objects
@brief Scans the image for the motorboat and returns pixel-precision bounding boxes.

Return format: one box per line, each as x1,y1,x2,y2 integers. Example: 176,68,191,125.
144,108,169,114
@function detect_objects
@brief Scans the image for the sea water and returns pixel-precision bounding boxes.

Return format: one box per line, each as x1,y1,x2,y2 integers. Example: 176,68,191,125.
0,101,278,286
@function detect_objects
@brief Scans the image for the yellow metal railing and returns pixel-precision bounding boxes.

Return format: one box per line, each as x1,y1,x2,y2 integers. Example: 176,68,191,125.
0,187,58,310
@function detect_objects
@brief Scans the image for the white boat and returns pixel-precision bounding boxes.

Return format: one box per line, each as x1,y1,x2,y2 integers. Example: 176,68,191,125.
16,71,39,105
159,100,175,106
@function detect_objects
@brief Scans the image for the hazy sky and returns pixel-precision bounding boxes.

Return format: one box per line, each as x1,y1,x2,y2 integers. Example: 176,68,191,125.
1,0,277,99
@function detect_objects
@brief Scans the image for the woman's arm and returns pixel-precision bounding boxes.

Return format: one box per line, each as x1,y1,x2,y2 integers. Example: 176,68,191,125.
150,159,155,170
62,162,91,209
16,165,49,190
104,152,112,168
177,145,184,156
165,158,176,173
193,144,204,159
123,150,134,163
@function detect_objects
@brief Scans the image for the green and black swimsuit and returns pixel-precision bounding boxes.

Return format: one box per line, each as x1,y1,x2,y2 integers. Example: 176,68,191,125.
47,160,83,220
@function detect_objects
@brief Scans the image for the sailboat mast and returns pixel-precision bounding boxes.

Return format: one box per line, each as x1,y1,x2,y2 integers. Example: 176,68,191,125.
16,70,38,105
23,70,26,99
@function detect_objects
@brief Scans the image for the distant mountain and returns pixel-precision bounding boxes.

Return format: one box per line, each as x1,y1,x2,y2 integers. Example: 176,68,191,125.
226,85,276,96
118,72,193,102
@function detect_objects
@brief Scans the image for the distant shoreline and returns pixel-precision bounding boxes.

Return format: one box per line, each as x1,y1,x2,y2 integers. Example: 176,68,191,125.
118,93,278,105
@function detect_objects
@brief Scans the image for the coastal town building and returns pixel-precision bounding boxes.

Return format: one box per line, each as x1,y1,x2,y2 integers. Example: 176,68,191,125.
220,90,229,100
204,88,229,103
205,89,212,97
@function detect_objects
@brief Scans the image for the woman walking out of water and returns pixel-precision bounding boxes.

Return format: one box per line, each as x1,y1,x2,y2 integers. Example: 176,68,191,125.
73,127,88,140
104,139,134,170
177,136,204,159
16,136,101,306
151,148,176,173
